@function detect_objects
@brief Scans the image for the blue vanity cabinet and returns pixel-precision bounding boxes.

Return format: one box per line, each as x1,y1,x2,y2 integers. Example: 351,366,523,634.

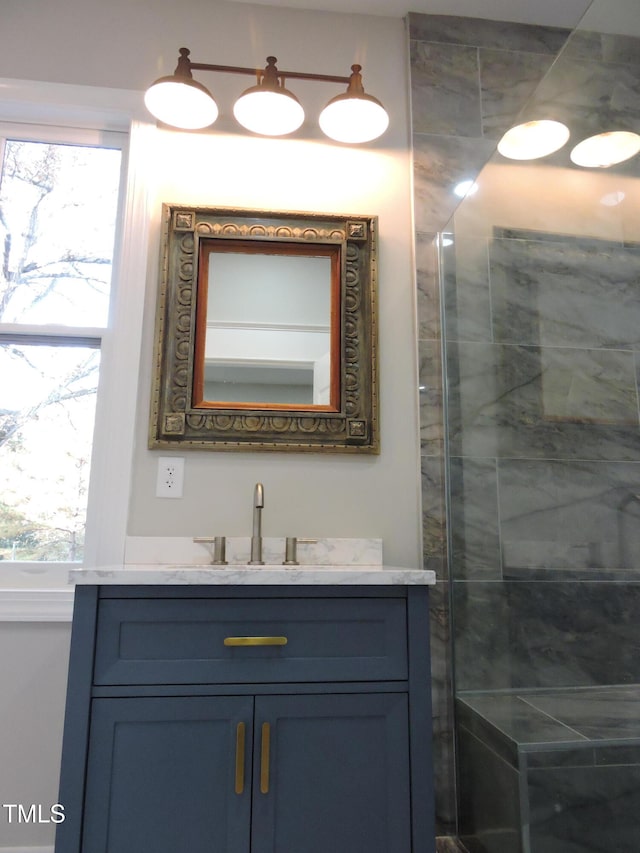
81,696,253,853
250,692,412,853
55,584,435,853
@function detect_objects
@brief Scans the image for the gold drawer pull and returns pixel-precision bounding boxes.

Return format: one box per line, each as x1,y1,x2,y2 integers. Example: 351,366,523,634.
260,722,271,794
224,636,288,647
235,722,245,794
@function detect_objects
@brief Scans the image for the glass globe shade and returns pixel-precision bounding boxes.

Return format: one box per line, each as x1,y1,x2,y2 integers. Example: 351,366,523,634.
319,94,389,144
497,120,570,160
233,89,304,136
570,131,640,168
144,78,218,130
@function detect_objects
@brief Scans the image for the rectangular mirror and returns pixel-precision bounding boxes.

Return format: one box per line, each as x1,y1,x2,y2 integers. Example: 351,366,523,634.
193,240,340,408
149,206,379,452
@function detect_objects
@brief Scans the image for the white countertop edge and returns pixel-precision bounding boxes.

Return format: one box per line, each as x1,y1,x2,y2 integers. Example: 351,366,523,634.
0,569,435,620
70,566,436,586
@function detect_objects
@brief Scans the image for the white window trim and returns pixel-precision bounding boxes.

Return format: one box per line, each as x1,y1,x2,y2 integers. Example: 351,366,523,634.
0,78,152,617
0,588,74,621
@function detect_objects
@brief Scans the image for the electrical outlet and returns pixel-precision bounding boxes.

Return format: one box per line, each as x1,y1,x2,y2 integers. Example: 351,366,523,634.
156,456,185,498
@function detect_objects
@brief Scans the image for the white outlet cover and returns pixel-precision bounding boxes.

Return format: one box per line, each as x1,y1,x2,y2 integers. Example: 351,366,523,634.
156,456,185,498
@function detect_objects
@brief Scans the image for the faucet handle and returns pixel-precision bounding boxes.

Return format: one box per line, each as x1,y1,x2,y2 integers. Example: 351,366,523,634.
193,535,228,565
283,537,299,565
282,537,319,565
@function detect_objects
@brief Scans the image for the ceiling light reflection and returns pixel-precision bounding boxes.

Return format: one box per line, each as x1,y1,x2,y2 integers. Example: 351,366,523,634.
498,120,570,161
453,180,478,198
571,132,640,168
600,191,626,207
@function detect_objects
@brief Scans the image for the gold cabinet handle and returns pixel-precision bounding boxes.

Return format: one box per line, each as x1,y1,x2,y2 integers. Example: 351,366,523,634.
224,636,288,647
235,722,245,795
260,722,271,794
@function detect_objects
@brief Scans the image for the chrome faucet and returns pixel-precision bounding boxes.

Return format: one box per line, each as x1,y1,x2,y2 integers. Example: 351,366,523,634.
249,482,265,565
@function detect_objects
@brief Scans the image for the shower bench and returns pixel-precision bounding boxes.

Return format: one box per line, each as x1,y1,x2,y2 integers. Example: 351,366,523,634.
457,686,640,853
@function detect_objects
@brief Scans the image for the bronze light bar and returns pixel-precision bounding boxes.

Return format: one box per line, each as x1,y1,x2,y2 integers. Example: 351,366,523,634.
144,48,389,143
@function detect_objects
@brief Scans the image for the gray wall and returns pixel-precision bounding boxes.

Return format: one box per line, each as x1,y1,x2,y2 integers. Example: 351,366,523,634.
410,7,640,839
408,11,582,832
0,622,70,850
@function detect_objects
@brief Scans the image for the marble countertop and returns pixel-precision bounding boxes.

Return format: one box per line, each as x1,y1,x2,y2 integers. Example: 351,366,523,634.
69,565,436,586
66,537,436,586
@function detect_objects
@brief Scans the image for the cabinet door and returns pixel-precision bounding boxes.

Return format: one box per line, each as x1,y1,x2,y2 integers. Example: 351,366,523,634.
251,693,411,853
81,696,253,853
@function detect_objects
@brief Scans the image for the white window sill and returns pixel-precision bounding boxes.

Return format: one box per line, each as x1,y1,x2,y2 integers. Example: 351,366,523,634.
0,563,75,620
0,589,74,621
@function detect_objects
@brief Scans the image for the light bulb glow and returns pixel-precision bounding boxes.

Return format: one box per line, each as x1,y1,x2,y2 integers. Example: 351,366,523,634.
497,120,570,160
319,95,389,144
600,191,626,207
233,90,304,136
144,79,218,130
570,132,640,168
453,180,478,198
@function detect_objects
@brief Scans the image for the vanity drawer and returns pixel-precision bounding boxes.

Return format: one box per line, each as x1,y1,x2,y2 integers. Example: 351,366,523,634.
93,596,408,685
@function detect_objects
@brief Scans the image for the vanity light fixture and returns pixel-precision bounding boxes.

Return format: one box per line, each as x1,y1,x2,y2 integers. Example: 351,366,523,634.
318,65,389,144
144,48,389,143
497,120,570,161
570,131,640,168
233,56,304,136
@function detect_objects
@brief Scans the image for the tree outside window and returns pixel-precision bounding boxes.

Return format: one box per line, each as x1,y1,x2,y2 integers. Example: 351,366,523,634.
0,137,122,561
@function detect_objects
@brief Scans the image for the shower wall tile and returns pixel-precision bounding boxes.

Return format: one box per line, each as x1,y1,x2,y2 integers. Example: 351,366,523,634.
540,347,638,425
600,34,640,68
454,581,640,690
529,56,640,136
407,12,576,837
407,13,569,55
457,726,523,853
595,743,640,765
430,580,457,833
489,237,640,349
442,238,492,343
457,694,588,767
528,687,640,741
449,456,501,579
415,231,440,340
459,688,640,853
453,580,512,690
525,746,598,770
479,50,555,139
410,40,481,137
446,340,640,461
498,459,640,571
413,133,496,234
419,338,444,454
410,10,640,846
528,764,640,853
560,29,640,67
421,454,447,576
560,29,603,61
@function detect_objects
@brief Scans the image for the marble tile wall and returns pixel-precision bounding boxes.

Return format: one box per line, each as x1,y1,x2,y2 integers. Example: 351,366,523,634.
408,12,575,832
457,686,640,852
457,725,523,853
410,8,640,843
411,9,640,847
528,762,640,853
449,232,640,696
458,685,640,853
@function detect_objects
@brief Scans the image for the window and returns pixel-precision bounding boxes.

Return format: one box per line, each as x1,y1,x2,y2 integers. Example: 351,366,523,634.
0,132,124,562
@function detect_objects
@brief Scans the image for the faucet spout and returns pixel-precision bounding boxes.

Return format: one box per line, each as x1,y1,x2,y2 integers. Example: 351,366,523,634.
249,482,264,565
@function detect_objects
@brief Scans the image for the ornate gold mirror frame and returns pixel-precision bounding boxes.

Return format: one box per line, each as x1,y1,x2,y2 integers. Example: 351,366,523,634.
149,205,379,452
